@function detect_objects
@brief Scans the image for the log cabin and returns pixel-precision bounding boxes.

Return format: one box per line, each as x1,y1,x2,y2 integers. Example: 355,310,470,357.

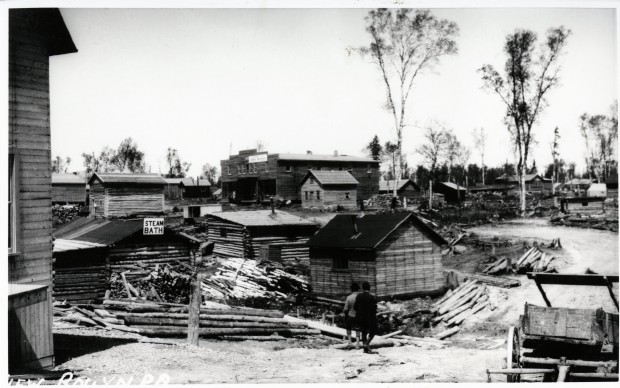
180,178,212,198
88,172,166,218
379,179,421,203
8,8,77,372
434,182,467,203
220,149,380,204
52,173,86,204
163,177,190,199
205,210,319,260
494,173,552,194
307,212,448,299
299,170,358,209
52,217,199,301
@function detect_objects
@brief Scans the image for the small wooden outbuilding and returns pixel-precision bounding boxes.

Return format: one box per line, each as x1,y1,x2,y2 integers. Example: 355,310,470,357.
435,182,467,203
205,210,318,260
164,178,190,198
299,170,358,209
180,178,212,198
560,197,605,214
307,212,448,299
88,172,166,218
52,173,87,204
379,179,421,203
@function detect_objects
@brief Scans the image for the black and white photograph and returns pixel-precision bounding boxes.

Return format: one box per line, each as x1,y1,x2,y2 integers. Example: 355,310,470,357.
4,0,619,384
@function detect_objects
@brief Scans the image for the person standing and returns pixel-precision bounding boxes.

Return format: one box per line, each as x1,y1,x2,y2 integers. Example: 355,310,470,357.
343,282,361,348
354,281,378,354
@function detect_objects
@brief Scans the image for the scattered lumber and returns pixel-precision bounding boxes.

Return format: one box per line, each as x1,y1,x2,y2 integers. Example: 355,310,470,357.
331,338,401,350
435,326,460,340
515,246,557,273
470,274,520,288
430,280,490,331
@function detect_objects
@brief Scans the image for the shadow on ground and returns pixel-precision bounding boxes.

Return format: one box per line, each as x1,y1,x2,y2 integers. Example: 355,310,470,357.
54,333,138,364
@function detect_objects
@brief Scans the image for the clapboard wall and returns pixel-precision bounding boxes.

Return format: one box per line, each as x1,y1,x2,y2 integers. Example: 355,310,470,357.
52,184,86,203
300,180,357,208
89,182,164,218
89,181,106,218
309,249,377,299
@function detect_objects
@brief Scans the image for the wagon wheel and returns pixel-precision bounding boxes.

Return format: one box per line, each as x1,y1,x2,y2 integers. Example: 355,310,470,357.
505,326,521,383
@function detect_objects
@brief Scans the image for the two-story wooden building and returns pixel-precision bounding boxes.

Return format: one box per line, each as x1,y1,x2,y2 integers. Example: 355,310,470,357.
220,149,380,204
8,8,77,373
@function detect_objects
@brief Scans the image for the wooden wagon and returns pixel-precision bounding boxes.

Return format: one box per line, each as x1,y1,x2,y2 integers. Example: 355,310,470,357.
488,273,619,382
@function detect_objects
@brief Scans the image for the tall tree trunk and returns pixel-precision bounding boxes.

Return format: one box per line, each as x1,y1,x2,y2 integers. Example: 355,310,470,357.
520,163,527,214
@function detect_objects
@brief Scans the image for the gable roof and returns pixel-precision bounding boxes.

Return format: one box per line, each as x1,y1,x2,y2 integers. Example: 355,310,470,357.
53,218,144,245
307,212,447,250
88,172,166,187
495,173,543,183
180,179,211,187
276,153,377,163
206,210,317,227
10,9,78,56
379,179,420,192
300,170,358,186
52,173,86,185
440,182,467,191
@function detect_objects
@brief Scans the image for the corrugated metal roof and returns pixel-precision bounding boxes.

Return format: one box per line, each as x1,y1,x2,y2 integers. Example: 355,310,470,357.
88,172,166,186
277,153,377,163
52,173,86,185
301,170,358,186
379,179,419,192
53,238,106,252
207,210,316,227
307,212,447,249
53,218,144,245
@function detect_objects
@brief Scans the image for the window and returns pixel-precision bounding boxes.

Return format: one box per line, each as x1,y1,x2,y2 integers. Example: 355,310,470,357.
348,164,353,172
367,164,371,173
246,164,250,174
241,164,246,174
316,190,321,200
264,162,268,172
237,165,241,174
227,166,231,175
286,164,292,172
310,191,314,199
220,228,228,238
8,154,16,253
345,192,350,199
304,191,308,200
333,257,349,270
253,164,257,173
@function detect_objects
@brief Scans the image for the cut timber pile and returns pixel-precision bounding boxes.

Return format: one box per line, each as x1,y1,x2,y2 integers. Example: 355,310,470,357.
110,262,193,304
365,194,403,208
202,258,310,300
52,204,80,226
53,300,320,339
514,246,557,274
470,274,520,288
482,256,513,275
430,280,491,338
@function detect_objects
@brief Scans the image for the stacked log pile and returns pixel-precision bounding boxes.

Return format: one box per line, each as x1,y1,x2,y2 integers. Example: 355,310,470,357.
430,280,491,338
52,204,80,226
108,242,192,272
365,194,403,208
53,300,319,339
202,258,310,300
110,262,193,304
551,213,618,232
514,246,557,273
470,274,520,288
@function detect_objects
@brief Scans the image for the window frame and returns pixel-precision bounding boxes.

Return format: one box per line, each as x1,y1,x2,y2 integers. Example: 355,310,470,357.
332,257,349,270
316,190,321,200
285,164,292,172
220,228,228,238
345,192,350,200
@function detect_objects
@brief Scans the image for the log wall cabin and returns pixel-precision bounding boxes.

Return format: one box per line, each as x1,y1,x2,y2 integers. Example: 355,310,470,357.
87,172,166,218
180,178,212,198
299,170,358,209
379,179,421,203
52,173,86,203
307,212,448,299
205,210,319,260
8,8,77,372
220,149,380,204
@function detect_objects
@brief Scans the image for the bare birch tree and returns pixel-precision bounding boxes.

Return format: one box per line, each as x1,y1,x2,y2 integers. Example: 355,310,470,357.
357,9,459,194
479,26,570,213
416,122,449,180
549,126,560,191
472,127,487,185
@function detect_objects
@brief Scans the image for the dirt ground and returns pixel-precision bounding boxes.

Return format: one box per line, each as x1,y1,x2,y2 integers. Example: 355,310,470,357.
48,217,618,384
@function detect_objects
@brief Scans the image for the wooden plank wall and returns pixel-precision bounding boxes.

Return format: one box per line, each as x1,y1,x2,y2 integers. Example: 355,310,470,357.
105,187,165,218
109,234,192,271
375,223,444,297
8,288,54,373
309,248,376,299
300,181,358,208
9,11,54,286
52,184,86,203
89,181,105,218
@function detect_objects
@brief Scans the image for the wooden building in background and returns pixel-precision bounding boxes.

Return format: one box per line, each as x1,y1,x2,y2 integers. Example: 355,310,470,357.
52,173,86,204
220,149,380,204
8,8,77,372
163,178,189,198
379,179,421,203
205,210,318,259
88,172,166,218
180,178,212,198
299,170,358,209
307,212,447,299
434,182,467,203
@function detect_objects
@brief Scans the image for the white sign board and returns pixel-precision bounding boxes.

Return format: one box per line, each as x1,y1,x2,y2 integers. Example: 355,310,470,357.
249,154,268,163
143,218,164,235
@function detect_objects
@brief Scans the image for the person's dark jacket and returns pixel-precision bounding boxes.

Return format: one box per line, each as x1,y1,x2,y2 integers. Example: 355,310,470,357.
354,291,377,325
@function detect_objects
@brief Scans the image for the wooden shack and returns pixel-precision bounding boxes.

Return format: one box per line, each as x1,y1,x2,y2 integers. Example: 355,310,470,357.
560,197,605,214
52,173,86,204
163,178,189,199
8,8,77,372
307,212,448,299
379,179,421,203
435,182,467,203
299,170,358,209
88,172,166,218
180,178,212,198
205,210,318,260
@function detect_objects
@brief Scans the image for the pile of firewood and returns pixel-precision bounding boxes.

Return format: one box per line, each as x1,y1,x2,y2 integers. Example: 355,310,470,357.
52,204,80,226
202,258,310,300
53,300,320,340
365,194,403,208
430,280,491,339
110,262,193,304
514,246,557,273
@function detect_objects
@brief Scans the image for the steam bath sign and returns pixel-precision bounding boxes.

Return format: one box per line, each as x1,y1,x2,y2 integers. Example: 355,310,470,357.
143,218,164,235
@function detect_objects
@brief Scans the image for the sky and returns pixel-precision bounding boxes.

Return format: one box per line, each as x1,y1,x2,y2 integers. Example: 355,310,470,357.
47,5,618,179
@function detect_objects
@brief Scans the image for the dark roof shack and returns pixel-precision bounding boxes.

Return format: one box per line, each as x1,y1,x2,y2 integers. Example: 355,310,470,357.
300,170,359,186
88,172,166,186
